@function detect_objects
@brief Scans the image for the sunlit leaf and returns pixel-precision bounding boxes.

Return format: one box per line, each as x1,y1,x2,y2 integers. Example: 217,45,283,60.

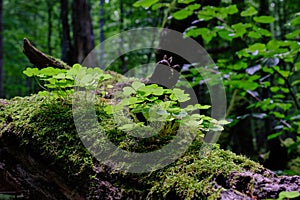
267,40,281,50
226,5,238,15
23,68,40,77
232,23,251,38
173,9,193,20
185,27,216,43
132,81,145,90
123,86,136,96
270,86,280,92
270,111,285,119
241,7,257,17
279,191,300,199
292,80,300,86
151,87,164,96
53,73,66,79
196,104,211,109
129,97,142,104
267,132,283,140
197,6,215,21
38,91,50,96
290,15,300,26
40,67,66,76
218,119,230,125
218,30,235,41
231,61,248,70
133,0,159,8
248,31,261,39
262,67,274,74
151,3,169,10
285,29,300,39
248,43,266,52
171,88,190,102
253,16,275,23
256,28,272,36
177,0,195,4
173,4,201,20
230,80,259,90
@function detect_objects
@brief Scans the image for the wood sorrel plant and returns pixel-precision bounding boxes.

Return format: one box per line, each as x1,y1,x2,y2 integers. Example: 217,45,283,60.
104,80,225,139
23,64,112,101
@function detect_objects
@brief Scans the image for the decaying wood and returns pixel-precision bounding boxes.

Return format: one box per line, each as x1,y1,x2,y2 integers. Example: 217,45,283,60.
148,55,181,88
23,38,71,69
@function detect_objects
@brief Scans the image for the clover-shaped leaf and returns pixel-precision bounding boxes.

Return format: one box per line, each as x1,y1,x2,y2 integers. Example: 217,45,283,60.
132,81,145,90
123,86,136,96
170,88,190,102
23,68,40,77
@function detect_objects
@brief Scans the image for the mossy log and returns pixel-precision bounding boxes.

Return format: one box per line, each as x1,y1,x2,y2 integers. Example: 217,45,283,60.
1,94,300,199
23,38,71,69
1,46,300,199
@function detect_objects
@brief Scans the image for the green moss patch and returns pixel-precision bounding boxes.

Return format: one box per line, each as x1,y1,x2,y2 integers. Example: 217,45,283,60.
0,95,263,199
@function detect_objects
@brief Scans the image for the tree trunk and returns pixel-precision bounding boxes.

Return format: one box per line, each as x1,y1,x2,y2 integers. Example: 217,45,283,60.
46,1,53,55
156,0,221,67
259,0,271,40
23,38,71,69
0,0,4,98
99,0,105,67
71,0,95,64
60,0,75,65
118,0,127,73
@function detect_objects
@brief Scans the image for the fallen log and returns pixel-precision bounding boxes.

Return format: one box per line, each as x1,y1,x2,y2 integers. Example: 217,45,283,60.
23,38,70,69
1,94,300,200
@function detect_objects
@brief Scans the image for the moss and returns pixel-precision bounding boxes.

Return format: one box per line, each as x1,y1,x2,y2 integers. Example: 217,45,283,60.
147,143,262,199
288,157,300,175
0,94,263,199
0,96,95,193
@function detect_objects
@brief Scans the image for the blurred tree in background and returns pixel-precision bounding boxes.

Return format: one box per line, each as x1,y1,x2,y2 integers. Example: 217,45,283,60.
0,0,3,98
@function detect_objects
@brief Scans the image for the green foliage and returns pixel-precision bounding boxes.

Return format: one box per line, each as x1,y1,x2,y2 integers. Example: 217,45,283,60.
265,191,300,200
133,0,159,9
3,0,61,98
240,6,257,17
172,4,201,20
104,80,225,141
278,191,300,199
134,0,300,167
148,144,262,199
23,64,112,101
253,16,275,24
150,1,300,163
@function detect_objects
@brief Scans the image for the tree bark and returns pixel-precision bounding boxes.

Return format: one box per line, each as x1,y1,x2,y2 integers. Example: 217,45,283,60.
71,0,95,64
23,38,70,69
